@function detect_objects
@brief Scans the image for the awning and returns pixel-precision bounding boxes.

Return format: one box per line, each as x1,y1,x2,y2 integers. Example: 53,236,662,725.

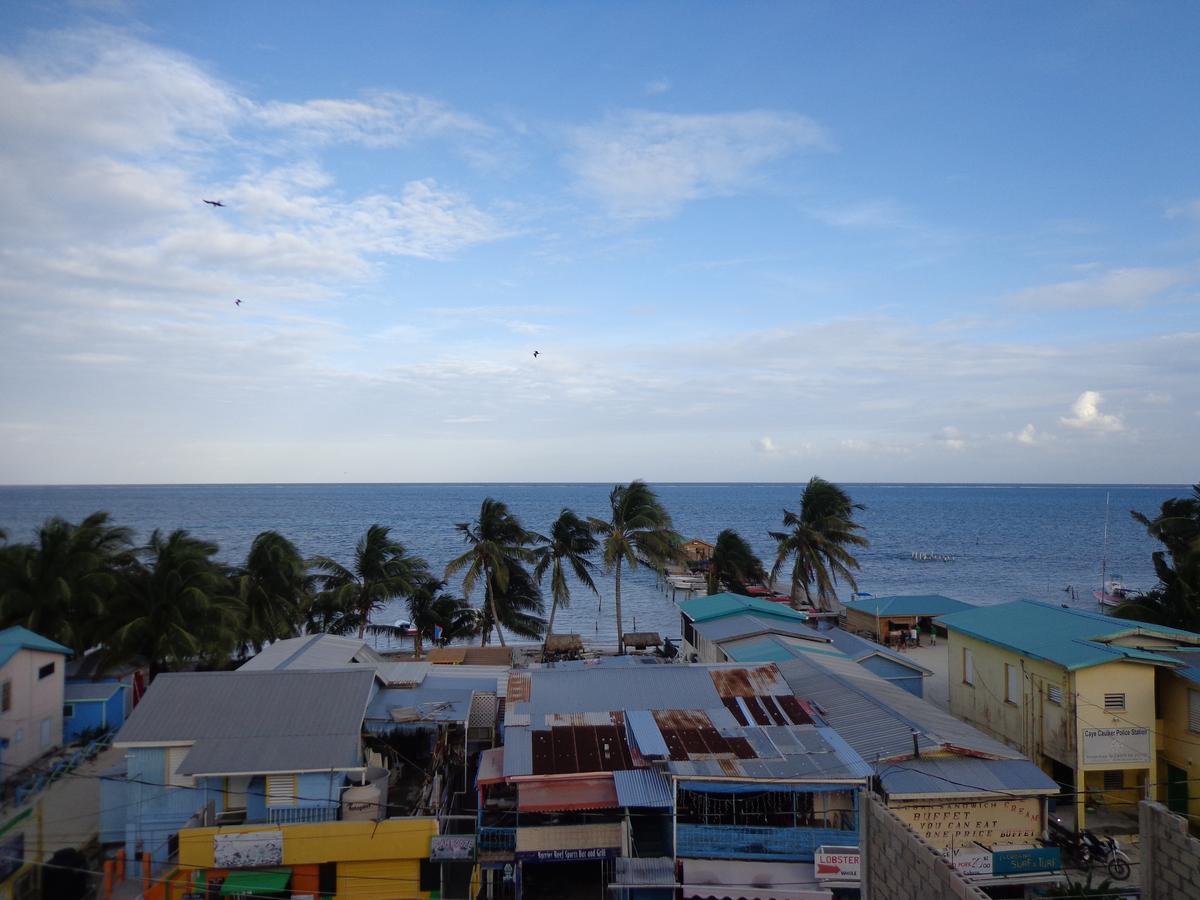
682,886,830,900
477,747,506,786
220,867,291,896
613,768,673,808
518,776,618,812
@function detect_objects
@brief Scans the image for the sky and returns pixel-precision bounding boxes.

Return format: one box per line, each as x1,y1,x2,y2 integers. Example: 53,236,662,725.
0,1,1197,485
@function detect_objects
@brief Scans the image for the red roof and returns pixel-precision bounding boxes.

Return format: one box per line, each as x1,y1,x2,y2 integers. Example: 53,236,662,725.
518,776,620,812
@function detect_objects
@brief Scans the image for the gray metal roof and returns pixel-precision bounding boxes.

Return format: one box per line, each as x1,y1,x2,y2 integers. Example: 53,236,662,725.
364,674,498,727
695,615,825,645
238,634,383,671
115,668,375,775
613,768,674,807
822,630,933,675
65,681,122,702
877,756,1059,797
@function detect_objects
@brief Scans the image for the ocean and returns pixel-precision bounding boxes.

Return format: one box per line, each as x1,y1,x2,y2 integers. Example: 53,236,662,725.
0,483,1185,646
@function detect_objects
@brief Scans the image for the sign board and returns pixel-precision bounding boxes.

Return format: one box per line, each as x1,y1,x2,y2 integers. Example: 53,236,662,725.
941,848,993,878
993,846,1062,876
892,798,1042,850
431,835,476,861
1082,727,1152,765
814,846,860,881
516,847,617,862
213,830,283,868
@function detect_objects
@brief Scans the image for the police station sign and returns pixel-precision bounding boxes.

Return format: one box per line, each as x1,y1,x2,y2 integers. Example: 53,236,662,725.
1082,727,1151,765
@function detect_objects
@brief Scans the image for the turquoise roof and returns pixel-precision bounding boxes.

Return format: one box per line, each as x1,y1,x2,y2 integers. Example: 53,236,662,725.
721,633,853,663
842,594,973,617
679,592,808,624
938,599,1200,671
0,626,72,668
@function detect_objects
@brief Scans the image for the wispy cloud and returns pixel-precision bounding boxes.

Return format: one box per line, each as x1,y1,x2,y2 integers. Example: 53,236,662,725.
644,78,671,96
1007,267,1187,310
1060,391,1124,432
568,109,830,219
255,91,487,147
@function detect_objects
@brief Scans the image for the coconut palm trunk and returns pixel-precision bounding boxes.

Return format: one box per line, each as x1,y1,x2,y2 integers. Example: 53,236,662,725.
486,576,506,647
613,561,624,647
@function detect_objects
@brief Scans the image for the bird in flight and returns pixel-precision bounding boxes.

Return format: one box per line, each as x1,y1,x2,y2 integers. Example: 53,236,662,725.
203,199,225,207
533,350,540,358
234,299,242,307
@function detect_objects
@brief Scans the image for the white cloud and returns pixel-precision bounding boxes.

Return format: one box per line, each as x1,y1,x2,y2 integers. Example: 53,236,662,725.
568,109,829,219
1015,423,1038,446
645,78,672,95
932,426,966,450
812,200,906,230
1166,199,1200,221
1007,267,1186,310
1060,391,1124,432
256,91,487,147
754,436,781,454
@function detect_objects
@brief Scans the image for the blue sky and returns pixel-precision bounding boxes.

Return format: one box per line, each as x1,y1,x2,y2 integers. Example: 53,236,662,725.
0,1,1197,484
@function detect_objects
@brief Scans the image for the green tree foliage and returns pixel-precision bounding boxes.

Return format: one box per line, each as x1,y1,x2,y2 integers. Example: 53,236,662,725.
233,530,312,654
534,509,600,642
1115,482,1200,631
590,481,680,653
367,577,476,656
707,529,766,595
310,525,429,639
445,498,543,647
770,476,868,611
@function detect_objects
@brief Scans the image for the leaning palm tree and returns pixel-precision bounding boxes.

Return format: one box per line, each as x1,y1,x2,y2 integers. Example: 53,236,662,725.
0,511,133,653
590,481,681,653
534,509,600,642
310,525,429,639
367,577,473,656
476,563,546,645
445,499,537,648
233,531,312,654
707,529,766,595
770,476,868,612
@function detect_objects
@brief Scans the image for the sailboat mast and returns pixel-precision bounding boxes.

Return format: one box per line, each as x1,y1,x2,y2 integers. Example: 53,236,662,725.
1100,490,1110,611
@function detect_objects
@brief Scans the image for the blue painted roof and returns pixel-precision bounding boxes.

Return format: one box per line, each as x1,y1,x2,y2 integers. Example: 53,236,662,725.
65,682,122,702
680,592,808,623
842,594,973,617
613,768,673,808
721,634,847,663
938,599,1200,671
0,626,72,668
823,629,933,675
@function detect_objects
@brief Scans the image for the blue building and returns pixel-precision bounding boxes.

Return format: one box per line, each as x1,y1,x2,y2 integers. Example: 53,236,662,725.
62,681,125,742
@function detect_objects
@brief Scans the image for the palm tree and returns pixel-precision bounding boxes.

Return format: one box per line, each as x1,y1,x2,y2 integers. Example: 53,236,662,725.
445,499,537,648
105,529,241,677
770,476,868,612
476,563,546,645
590,481,681,653
534,509,600,642
367,577,473,656
707,529,766,595
233,531,312,654
311,525,428,639
0,512,133,653
1115,484,1200,631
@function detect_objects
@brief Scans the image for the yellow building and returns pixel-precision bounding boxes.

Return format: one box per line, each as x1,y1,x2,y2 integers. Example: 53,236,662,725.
0,801,41,900
940,599,1200,829
1152,652,1200,824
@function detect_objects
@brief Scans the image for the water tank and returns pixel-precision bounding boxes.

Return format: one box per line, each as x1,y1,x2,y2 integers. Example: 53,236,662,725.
341,767,390,821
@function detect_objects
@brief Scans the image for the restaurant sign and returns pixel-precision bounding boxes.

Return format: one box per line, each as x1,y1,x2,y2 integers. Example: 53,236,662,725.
431,835,476,861
814,846,860,881
516,847,617,862
892,798,1042,850
941,848,993,878
214,830,283,868
992,846,1062,876
1082,728,1151,765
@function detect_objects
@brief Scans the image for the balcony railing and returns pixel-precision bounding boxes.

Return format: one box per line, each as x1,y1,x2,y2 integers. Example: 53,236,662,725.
266,805,338,825
478,826,517,853
676,823,857,862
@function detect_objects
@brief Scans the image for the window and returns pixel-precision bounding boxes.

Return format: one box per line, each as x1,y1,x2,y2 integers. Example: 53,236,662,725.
1104,693,1126,711
963,648,974,685
1,681,10,712
62,704,75,718
1005,664,1020,704
1190,691,1200,734
266,774,297,806
1103,771,1124,791
166,746,195,787
39,717,52,749
1047,685,1064,706
37,662,55,680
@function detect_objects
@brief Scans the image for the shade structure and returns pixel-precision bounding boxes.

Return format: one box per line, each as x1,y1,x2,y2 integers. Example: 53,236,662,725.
220,867,291,896
518,776,619,812
477,747,506,786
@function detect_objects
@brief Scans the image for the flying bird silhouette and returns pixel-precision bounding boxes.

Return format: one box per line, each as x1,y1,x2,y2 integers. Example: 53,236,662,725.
533,350,540,358
203,199,225,207
234,299,242,307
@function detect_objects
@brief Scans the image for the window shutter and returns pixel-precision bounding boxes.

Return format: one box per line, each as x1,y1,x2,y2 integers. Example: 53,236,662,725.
1103,693,1126,711
963,649,974,685
266,774,297,806
1189,691,1200,734
1005,665,1020,703
1047,685,1063,706
167,746,194,787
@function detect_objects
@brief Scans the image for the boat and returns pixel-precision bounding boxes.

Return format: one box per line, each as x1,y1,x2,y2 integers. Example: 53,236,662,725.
1094,576,1140,611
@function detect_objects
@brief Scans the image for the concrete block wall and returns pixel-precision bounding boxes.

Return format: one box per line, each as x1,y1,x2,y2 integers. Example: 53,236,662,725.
861,793,989,900
1139,800,1200,900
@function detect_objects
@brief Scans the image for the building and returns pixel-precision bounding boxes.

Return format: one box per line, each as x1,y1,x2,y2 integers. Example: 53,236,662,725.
841,594,974,644
64,651,148,741
940,599,1200,829
236,632,386,671
679,593,809,660
490,662,869,900
680,539,714,562
0,626,71,775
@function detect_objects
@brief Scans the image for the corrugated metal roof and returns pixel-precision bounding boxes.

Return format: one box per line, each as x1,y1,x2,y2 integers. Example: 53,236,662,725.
680,593,809,624
721,634,844,663
821,630,933,675
695,615,825,645
613,768,674,807
1162,650,1200,685
938,599,1196,670
519,776,619,812
65,681,121,702
429,646,514,666
381,662,430,686
878,756,1060,797
625,709,669,758
0,626,71,667
843,595,973,617
238,634,382,671
477,747,505,785
116,668,374,775
365,674,498,727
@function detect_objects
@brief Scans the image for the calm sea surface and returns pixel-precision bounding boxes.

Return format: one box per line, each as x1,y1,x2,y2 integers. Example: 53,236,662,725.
0,484,1185,645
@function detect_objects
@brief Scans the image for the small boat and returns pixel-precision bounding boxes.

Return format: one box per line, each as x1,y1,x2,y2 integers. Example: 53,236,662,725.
391,619,412,632
1094,576,1139,611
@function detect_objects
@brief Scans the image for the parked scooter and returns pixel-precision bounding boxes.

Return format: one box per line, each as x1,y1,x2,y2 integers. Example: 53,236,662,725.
1079,829,1132,881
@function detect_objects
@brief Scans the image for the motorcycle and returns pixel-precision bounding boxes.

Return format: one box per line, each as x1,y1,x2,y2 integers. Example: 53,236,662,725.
1079,829,1132,881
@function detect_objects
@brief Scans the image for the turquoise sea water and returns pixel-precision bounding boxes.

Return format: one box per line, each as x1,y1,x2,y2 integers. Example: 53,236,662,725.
0,483,1185,644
